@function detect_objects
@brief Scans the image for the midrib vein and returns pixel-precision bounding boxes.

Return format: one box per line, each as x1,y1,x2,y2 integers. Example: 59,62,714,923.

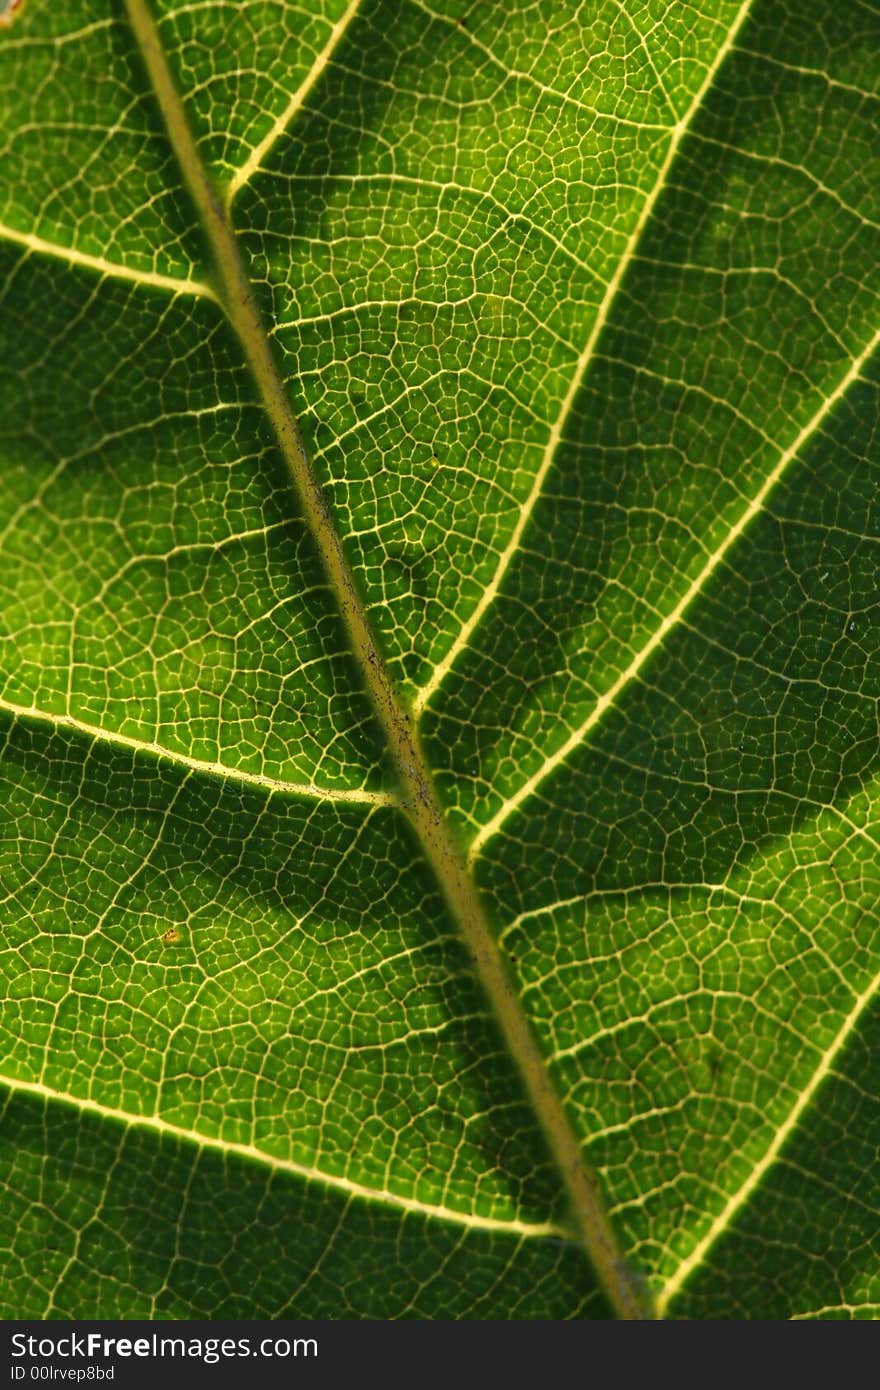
0,694,388,806
123,0,653,1320
0,1072,564,1241
412,0,756,720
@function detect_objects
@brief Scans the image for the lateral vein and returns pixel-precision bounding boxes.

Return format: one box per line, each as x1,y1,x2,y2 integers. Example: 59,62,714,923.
469,322,880,860
0,218,217,300
413,0,756,720
0,1072,566,1241
0,695,388,807
657,954,880,1314
225,0,367,205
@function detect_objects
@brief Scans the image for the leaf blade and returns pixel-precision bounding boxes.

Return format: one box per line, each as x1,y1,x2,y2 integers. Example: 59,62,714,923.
122,0,649,1314
1,0,879,1319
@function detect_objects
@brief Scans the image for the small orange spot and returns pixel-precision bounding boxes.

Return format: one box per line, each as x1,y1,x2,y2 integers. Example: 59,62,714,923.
0,0,24,28
162,927,181,945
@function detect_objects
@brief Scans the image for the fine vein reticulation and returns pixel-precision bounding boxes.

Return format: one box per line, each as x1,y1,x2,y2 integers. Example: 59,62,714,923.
123,0,652,1321
412,0,755,722
1,1071,565,1242
4,0,879,1323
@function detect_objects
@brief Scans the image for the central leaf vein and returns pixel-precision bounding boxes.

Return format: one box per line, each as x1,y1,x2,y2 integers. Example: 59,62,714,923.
123,0,653,1320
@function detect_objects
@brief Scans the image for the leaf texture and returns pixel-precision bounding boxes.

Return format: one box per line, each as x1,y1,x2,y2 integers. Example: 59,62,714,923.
0,0,879,1319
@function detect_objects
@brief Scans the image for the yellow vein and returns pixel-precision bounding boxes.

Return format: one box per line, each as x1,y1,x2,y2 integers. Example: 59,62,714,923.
124,0,653,1319
0,219,216,300
412,0,756,720
791,1305,880,1320
657,955,880,1315
225,0,366,206
0,1072,565,1241
0,695,388,807
410,0,670,134
470,323,880,862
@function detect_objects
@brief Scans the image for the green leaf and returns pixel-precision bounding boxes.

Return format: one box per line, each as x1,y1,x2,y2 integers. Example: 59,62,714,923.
1,0,878,1320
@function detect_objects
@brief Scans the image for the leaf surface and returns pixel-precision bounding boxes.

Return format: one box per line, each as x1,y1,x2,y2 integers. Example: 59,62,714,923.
1,0,879,1319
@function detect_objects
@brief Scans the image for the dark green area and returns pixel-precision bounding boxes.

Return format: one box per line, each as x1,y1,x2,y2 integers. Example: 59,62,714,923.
0,1086,602,1318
